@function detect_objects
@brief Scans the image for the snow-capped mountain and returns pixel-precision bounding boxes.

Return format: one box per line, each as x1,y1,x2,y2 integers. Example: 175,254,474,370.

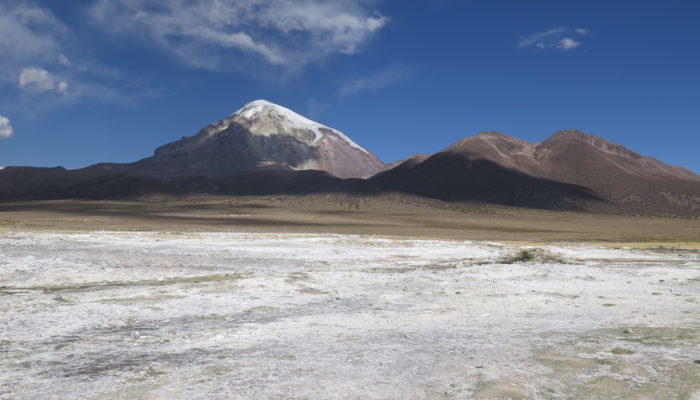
135,100,385,179
2,101,699,217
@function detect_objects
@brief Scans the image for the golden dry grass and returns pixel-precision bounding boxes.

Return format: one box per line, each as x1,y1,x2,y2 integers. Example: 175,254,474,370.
0,195,698,247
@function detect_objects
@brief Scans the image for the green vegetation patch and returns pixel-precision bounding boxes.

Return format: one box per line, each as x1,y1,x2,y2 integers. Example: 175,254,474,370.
196,313,227,321
297,286,328,294
472,378,530,399
285,272,312,283
9,273,246,293
618,327,700,347
502,250,536,264
244,306,280,314
568,376,631,398
611,348,635,355
499,248,566,264
534,352,606,372
144,367,166,378
366,266,417,274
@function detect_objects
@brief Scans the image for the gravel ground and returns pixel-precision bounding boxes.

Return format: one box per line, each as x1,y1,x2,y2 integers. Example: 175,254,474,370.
1,232,699,399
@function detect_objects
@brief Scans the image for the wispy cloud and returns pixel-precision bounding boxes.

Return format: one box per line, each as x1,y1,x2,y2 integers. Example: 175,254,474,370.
519,27,589,51
339,65,410,96
18,68,69,93
57,54,71,66
557,38,581,50
0,114,13,139
88,0,388,71
0,2,66,82
0,2,154,114
1,1,390,115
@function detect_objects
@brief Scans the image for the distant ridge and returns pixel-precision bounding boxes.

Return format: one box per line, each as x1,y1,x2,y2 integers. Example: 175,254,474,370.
1,102,699,217
373,130,700,215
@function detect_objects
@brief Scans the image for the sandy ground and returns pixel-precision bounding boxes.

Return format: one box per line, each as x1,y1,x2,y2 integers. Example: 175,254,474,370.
1,231,699,399
2,198,700,243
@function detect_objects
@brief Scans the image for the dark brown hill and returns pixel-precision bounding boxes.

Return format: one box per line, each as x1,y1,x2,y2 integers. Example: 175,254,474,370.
373,130,700,216
381,154,430,171
369,149,602,211
532,131,700,215
1,98,698,217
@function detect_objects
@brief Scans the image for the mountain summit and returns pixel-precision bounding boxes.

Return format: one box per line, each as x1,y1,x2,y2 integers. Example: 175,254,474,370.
373,130,700,214
135,100,385,179
1,103,698,216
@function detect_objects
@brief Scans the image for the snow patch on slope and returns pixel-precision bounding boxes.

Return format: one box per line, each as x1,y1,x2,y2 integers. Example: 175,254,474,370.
232,100,369,154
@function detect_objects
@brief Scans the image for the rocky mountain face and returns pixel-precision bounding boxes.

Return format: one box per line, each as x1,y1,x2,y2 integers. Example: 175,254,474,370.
133,100,385,179
529,131,700,214
1,100,699,217
373,130,700,215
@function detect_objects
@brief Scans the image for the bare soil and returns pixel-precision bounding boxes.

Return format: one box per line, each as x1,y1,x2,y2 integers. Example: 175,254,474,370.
1,197,699,399
1,195,699,245
0,231,698,399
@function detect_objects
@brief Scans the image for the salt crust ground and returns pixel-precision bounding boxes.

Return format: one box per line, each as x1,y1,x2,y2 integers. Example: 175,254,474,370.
1,232,699,399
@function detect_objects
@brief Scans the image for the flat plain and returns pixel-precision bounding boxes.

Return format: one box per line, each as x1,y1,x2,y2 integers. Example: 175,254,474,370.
1,197,699,399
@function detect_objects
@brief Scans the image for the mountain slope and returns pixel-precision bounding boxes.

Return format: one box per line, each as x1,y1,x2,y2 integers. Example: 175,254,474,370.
133,100,385,179
370,148,602,211
0,100,382,199
1,102,698,217
532,130,700,214
373,130,700,215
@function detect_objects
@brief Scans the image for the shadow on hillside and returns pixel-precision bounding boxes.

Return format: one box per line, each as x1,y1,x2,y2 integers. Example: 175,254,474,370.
0,157,607,214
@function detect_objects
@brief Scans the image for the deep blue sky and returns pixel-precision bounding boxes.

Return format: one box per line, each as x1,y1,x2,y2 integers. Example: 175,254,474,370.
1,0,699,173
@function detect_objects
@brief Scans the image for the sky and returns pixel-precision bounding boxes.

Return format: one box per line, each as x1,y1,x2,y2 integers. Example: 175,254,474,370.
1,0,699,173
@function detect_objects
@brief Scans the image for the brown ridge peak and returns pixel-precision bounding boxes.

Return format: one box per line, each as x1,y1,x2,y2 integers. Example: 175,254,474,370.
449,131,521,147
473,131,512,138
548,129,591,139
542,129,644,159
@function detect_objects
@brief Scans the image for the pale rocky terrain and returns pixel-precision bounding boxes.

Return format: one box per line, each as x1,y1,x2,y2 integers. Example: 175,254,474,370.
1,232,699,399
134,100,386,179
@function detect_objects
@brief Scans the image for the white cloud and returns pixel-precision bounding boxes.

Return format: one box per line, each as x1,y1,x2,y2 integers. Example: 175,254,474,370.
57,54,71,66
519,27,588,51
18,67,68,93
88,0,388,70
19,68,53,91
557,38,581,50
0,2,66,81
57,80,69,93
340,65,410,96
0,2,141,113
0,115,13,139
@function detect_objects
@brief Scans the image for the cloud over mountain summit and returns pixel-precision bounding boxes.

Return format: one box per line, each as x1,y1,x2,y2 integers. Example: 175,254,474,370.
89,0,388,71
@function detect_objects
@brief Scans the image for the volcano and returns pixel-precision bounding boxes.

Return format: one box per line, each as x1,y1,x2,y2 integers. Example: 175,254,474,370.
132,100,385,179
